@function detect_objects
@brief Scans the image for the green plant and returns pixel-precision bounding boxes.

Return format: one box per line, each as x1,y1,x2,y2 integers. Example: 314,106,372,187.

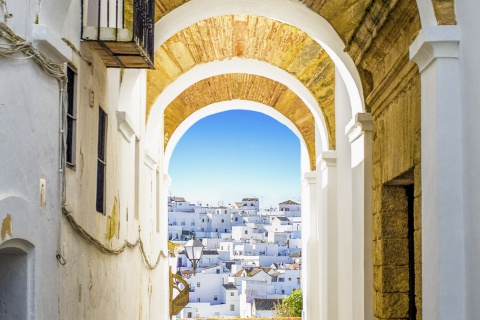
273,289,303,317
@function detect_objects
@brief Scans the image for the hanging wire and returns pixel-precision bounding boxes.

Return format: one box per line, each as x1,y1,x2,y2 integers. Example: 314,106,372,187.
0,20,174,269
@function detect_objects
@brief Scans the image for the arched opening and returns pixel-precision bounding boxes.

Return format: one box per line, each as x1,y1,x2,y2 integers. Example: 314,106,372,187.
0,239,34,320
166,107,304,318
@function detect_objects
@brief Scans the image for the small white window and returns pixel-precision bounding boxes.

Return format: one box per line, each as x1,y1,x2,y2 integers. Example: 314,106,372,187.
230,305,235,311
230,292,234,296
197,282,201,287
214,295,218,301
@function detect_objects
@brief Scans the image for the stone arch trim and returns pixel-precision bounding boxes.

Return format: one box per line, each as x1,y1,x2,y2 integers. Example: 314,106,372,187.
144,59,330,161
164,74,317,170
153,0,365,116
148,15,335,130
164,100,312,174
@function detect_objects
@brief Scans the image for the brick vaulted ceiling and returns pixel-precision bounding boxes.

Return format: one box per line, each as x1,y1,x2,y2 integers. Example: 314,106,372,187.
147,0,456,170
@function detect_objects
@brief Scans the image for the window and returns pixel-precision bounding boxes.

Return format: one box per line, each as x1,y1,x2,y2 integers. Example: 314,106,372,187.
279,278,285,282
221,219,224,223
96,108,107,214
187,312,192,318
216,269,220,274
245,230,248,235
230,292,234,296
214,295,218,301
235,217,238,221
288,278,292,281
225,229,227,232
230,305,235,311
66,66,77,166
225,210,227,214
197,298,201,302
191,221,195,226
197,282,201,287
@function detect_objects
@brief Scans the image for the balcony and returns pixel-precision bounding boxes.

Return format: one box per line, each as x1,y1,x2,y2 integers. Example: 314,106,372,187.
81,0,154,69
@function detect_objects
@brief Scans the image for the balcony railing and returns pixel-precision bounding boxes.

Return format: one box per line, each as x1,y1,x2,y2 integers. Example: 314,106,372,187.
81,0,154,69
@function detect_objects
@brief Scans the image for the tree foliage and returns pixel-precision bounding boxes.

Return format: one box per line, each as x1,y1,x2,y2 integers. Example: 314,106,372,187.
273,289,303,317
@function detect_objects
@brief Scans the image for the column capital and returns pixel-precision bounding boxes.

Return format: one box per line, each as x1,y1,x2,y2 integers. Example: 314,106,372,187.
303,171,317,186
410,25,460,72
319,150,337,171
144,149,160,170
345,112,373,144
163,174,172,188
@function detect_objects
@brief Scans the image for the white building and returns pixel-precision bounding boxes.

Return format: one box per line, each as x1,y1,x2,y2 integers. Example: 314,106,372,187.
2,1,478,319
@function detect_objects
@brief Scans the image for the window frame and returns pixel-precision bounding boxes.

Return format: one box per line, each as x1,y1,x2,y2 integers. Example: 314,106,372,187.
65,65,77,167
95,107,107,214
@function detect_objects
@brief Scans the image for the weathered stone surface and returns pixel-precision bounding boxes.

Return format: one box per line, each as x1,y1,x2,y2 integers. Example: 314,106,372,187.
374,292,409,319
414,165,422,198
376,211,408,240
374,265,409,293
414,196,422,231
381,186,408,212
163,74,317,169
147,15,336,154
432,0,457,25
375,239,409,266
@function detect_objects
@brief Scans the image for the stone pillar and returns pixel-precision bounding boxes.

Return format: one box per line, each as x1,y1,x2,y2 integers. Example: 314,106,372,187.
346,112,373,320
302,171,320,320
319,151,337,320
410,26,465,319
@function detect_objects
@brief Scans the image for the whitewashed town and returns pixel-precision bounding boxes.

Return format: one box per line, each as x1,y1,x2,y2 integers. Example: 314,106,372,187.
168,197,302,318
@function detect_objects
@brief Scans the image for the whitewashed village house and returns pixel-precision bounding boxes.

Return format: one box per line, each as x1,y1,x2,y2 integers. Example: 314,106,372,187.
2,1,480,320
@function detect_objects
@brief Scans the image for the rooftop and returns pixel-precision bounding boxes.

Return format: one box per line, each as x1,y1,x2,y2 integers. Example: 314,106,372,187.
279,200,300,205
254,298,283,311
223,283,237,290
170,197,187,202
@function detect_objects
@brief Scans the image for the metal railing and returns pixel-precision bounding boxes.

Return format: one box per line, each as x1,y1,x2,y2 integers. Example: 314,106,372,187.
132,0,154,61
81,0,154,67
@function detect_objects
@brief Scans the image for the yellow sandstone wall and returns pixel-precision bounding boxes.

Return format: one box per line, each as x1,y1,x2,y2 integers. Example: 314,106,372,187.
346,0,422,318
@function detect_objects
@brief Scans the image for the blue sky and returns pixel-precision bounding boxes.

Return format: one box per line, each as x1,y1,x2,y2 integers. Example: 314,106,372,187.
168,110,301,209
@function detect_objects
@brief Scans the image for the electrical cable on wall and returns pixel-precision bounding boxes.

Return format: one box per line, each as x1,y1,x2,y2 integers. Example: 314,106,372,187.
0,21,176,270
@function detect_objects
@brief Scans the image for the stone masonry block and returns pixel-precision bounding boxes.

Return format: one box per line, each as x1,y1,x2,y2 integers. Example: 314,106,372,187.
374,292,409,319
414,165,422,197
373,187,382,215
377,211,408,239
375,239,409,266
374,265,409,293
381,186,408,212
416,296,422,320
414,196,422,231
414,130,421,166
373,161,383,189
373,213,381,241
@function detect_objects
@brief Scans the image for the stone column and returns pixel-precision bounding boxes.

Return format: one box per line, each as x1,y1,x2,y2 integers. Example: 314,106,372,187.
319,151,338,320
302,171,320,320
410,26,465,319
346,112,373,320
